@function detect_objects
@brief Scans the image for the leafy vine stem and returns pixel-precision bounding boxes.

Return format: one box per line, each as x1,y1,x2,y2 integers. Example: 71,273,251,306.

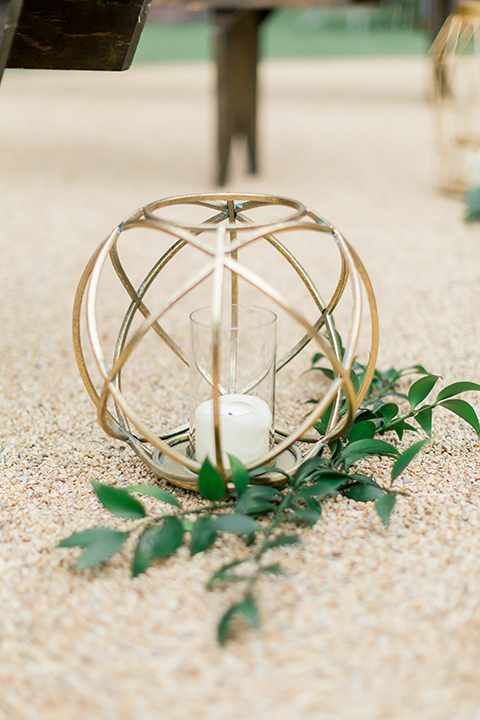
58,354,480,644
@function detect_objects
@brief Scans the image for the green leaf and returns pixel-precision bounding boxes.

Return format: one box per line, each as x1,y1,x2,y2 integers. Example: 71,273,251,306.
440,399,480,436
217,605,240,645
376,402,399,425
238,592,260,628
291,457,329,485
415,407,433,436
465,186,480,222
132,517,184,577
385,419,418,441
92,482,146,519
263,534,301,550
238,485,281,501
349,367,361,395
311,365,335,380
213,513,259,535
313,402,334,436
354,409,377,424
296,467,350,487
341,439,400,459
391,439,428,482
375,493,397,527
190,517,217,556
340,439,399,469
198,458,226,501
235,500,276,517
311,352,325,367
207,559,247,588
217,592,260,645
153,517,184,556
260,563,285,575
313,468,352,480
132,527,159,577
57,527,127,549
229,455,249,496
328,438,342,463
296,477,345,500
249,465,292,483
408,374,440,410
57,527,129,570
127,484,180,507
57,528,104,548
292,499,322,527
407,364,431,376
235,485,281,515
435,381,480,403
348,420,376,442
343,482,385,502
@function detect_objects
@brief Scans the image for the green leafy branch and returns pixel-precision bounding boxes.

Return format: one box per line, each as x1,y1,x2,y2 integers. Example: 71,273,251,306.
312,353,480,444
57,359,480,644
465,186,480,223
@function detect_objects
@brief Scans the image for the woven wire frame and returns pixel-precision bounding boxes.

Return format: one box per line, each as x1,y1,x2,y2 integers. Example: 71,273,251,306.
73,193,379,489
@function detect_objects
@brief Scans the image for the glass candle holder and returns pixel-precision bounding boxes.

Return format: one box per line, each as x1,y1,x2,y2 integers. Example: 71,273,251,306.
190,305,276,468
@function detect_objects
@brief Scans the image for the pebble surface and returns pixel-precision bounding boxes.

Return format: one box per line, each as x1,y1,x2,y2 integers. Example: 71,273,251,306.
1,57,480,719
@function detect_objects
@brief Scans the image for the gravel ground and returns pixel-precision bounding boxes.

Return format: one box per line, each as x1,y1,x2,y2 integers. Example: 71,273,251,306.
1,57,480,719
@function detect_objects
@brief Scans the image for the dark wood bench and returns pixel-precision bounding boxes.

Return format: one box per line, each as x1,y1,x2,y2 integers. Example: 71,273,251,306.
1,0,449,184
0,0,151,73
184,0,449,183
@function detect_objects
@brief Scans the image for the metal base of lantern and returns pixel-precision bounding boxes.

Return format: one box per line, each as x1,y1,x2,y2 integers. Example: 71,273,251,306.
151,431,303,491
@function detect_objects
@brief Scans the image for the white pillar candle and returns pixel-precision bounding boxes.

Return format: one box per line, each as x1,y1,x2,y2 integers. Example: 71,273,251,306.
195,393,272,466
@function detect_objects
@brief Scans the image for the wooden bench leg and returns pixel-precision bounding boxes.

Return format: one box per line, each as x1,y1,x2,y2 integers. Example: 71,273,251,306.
0,0,24,83
215,9,269,186
429,0,450,39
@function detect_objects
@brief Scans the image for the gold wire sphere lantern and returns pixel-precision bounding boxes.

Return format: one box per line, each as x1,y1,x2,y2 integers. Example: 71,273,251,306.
431,1,480,193
73,193,379,491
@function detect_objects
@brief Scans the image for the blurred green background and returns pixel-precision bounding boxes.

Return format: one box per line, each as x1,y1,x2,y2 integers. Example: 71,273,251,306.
134,6,430,64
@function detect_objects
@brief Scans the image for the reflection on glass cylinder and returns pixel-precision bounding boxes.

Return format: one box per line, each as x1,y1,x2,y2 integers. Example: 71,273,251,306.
190,305,276,467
